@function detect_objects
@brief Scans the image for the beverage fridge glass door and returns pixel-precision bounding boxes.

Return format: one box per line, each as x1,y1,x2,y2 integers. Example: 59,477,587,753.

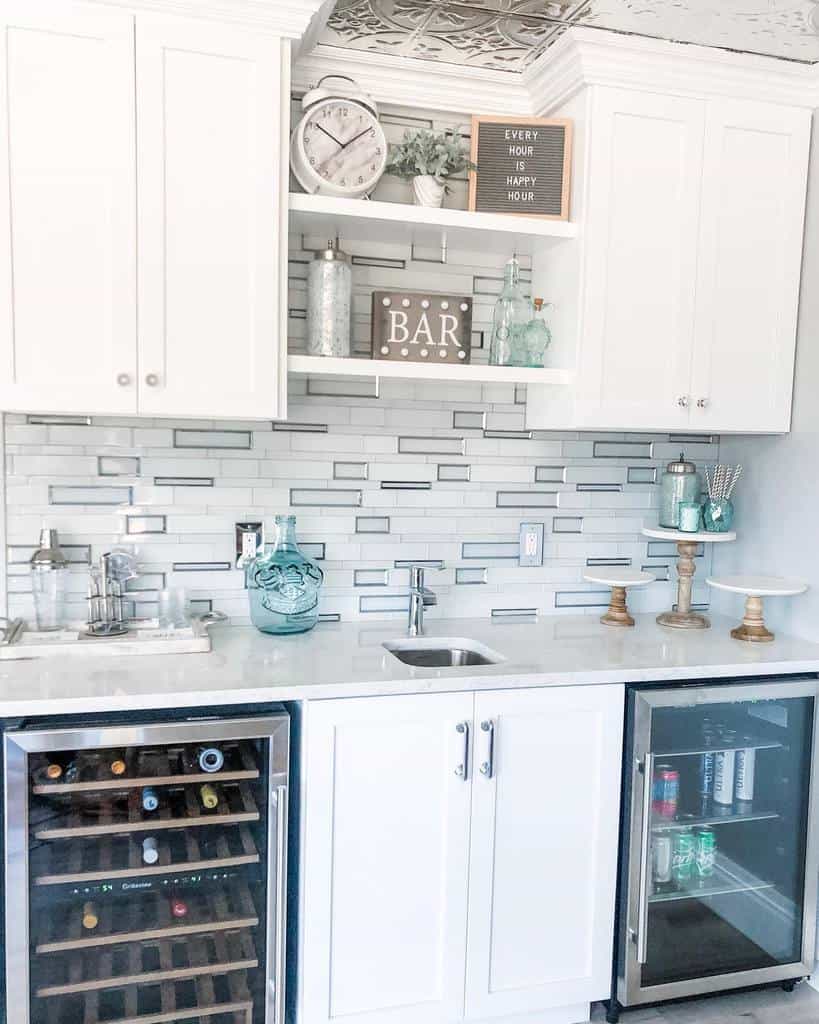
3,714,288,1024
620,679,819,1006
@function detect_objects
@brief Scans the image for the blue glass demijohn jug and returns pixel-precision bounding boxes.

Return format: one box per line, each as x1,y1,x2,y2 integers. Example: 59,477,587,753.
247,515,324,635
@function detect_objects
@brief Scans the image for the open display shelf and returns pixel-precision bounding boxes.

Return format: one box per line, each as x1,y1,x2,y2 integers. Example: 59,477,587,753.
287,353,573,386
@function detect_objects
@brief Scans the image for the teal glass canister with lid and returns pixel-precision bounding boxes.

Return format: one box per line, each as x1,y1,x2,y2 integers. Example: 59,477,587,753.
659,452,701,530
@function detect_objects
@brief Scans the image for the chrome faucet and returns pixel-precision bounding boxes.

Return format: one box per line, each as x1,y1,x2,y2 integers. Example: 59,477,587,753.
408,564,444,637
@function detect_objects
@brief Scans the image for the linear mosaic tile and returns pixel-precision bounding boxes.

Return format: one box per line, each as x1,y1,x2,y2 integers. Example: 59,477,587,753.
484,429,533,440
359,593,409,614
307,377,379,399
438,464,470,482
535,466,565,483
333,462,369,480
593,440,652,459
27,414,91,425
577,483,623,493
497,491,558,508
172,561,232,572
291,488,362,507
462,542,519,560
587,557,632,567
669,434,715,445
354,569,389,587
8,544,91,565
555,590,611,608
49,485,132,506
453,410,486,430
318,613,342,623
399,436,465,455
125,573,167,592
394,559,445,569
300,543,326,561
456,567,488,585
273,422,328,433
127,515,166,535
646,541,704,558
173,429,252,449
189,599,213,615
644,564,670,581
491,608,538,618
98,456,140,476
627,467,657,484
553,517,583,534
356,516,390,534
352,255,406,270
380,481,432,490
154,477,214,487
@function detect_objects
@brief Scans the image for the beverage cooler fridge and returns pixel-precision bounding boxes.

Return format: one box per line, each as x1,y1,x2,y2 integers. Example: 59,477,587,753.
2,711,289,1024
611,677,819,1019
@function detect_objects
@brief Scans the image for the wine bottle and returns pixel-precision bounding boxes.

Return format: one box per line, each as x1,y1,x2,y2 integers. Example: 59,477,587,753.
109,751,127,777
82,901,98,930
142,787,159,812
44,760,64,781
200,783,218,810
197,747,224,773
170,895,188,918
142,836,159,865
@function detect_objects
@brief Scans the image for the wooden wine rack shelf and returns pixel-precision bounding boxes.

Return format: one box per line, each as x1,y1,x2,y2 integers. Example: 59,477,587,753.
36,885,259,955
41,963,253,1024
33,824,260,886
32,741,259,795
36,930,258,998
33,782,259,840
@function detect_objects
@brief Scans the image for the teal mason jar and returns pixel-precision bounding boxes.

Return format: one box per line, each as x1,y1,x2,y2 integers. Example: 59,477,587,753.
659,452,701,530
246,515,324,635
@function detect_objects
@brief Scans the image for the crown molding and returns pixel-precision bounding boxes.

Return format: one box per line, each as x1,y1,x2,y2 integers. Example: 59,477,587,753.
526,26,819,113
292,44,533,115
83,0,328,37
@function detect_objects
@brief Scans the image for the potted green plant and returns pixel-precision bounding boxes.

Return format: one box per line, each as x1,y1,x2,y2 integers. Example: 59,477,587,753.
385,128,476,209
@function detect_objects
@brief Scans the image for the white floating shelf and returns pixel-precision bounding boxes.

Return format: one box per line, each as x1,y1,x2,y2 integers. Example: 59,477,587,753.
288,354,573,386
289,193,578,251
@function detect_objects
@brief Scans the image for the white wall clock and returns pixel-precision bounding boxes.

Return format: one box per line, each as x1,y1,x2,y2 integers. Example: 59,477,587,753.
290,75,388,199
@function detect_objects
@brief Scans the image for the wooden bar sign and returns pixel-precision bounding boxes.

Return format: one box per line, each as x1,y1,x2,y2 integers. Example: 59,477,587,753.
468,115,572,220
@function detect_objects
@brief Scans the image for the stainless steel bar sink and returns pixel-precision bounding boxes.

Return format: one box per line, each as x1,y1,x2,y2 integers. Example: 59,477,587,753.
384,637,504,669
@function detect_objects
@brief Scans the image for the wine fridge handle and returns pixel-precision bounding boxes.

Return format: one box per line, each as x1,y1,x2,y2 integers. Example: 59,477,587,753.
636,752,654,965
271,784,288,1024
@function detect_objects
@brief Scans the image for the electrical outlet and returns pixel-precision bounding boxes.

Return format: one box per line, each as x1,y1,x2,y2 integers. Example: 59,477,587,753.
235,521,264,569
519,522,544,567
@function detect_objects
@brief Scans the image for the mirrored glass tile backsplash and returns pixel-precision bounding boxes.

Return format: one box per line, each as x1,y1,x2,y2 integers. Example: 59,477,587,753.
2,382,720,626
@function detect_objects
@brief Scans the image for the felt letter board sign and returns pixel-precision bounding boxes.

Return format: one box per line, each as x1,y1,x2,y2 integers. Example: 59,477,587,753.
468,116,572,220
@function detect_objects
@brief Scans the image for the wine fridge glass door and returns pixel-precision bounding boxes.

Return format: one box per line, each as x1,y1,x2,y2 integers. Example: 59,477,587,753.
622,678,819,1006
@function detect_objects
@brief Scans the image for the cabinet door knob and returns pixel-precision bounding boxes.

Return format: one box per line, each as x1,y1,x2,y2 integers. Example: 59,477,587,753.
677,395,689,408
116,373,131,387
145,373,159,387
697,397,709,409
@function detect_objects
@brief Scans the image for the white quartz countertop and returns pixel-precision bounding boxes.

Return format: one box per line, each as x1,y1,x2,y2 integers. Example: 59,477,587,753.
0,614,818,718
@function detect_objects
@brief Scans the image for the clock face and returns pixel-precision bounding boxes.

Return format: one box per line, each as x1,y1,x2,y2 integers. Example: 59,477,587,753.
300,99,387,195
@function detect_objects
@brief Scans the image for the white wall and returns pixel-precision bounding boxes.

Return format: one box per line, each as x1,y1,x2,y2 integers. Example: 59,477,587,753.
712,128,819,640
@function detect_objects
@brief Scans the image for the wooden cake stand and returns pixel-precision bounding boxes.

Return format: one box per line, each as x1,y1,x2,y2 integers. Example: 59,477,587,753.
583,568,655,627
706,575,808,642
642,526,736,630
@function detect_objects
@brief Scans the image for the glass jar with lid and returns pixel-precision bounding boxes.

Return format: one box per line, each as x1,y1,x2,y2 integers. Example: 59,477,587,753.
659,452,701,530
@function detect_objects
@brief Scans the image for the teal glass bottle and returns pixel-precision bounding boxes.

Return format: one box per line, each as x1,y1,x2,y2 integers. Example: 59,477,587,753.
489,257,531,366
246,515,324,635
520,298,553,367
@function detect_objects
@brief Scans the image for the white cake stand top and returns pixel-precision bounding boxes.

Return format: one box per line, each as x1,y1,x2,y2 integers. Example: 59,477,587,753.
642,525,737,543
583,568,655,588
707,575,808,597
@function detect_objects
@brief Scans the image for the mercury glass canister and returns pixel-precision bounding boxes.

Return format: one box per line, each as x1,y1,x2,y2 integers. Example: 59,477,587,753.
659,452,701,530
307,240,352,357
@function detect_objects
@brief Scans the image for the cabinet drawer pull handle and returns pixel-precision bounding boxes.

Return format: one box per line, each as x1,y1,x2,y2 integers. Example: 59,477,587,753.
696,397,709,409
455,721,470,781
145,373,160,387
479,719,495,778
116,373,131,387
677,395,689,408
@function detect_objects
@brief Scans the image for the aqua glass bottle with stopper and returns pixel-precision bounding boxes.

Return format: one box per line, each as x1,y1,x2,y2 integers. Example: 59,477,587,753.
246,515,324,635
489,256,531,366
521,298,553,367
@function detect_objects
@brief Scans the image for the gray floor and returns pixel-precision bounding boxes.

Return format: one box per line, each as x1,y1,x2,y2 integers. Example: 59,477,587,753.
590,983,819,1022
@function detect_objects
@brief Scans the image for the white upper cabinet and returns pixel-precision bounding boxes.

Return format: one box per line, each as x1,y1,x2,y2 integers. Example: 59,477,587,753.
0,2,137,415
689,100,810,433
136,17,287,420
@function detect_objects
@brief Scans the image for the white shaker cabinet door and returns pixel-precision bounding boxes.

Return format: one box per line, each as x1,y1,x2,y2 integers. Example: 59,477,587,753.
136,16,288,420
690,99,810,434
576,89,705,430
300,693,474,1024
0,2,137,415
465,684,624,1021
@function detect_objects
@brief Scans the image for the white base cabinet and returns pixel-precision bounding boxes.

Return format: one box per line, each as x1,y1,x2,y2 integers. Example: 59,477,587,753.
299,684,624,1024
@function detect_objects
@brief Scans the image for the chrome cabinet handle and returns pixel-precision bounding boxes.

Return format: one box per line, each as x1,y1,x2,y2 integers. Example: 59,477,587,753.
696,397,709,409
116,373,131,387
455,721,470,781
677,395,689,408
479,719,495,778
636,752,654,965
145,373,159,387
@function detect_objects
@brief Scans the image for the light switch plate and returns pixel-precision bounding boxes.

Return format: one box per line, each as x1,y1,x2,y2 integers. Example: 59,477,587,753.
519,522,544,566
235,521,264,569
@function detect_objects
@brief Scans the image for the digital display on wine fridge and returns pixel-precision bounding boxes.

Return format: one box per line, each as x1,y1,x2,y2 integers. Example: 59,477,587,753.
3,713,289,1024
616,679,819,1011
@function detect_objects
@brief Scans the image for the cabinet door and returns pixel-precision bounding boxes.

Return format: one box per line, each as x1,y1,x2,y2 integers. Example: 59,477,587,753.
690,100,810,434
301,693,473,1024
0,2,137,415
136,17,287,419
576,88,705,430
465,685,624,1020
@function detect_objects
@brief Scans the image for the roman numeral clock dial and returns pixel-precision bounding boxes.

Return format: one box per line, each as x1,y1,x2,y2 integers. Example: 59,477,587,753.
290,78,388,199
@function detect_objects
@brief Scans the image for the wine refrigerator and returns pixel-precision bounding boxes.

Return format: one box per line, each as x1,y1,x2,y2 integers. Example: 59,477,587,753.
610,677,819,1019
3,711,289,1024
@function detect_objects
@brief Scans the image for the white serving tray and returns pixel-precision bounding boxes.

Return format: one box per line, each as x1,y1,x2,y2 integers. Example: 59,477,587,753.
0,621,212,660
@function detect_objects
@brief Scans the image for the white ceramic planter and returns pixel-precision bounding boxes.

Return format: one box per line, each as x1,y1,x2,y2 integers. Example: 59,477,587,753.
412,174,445,208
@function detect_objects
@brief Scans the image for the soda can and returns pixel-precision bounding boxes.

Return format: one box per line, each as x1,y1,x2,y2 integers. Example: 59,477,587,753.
735,738,756,803
694,826,717,879
713,731,737,807
672,827,695,885
652,764,680,819
653,829,673,888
